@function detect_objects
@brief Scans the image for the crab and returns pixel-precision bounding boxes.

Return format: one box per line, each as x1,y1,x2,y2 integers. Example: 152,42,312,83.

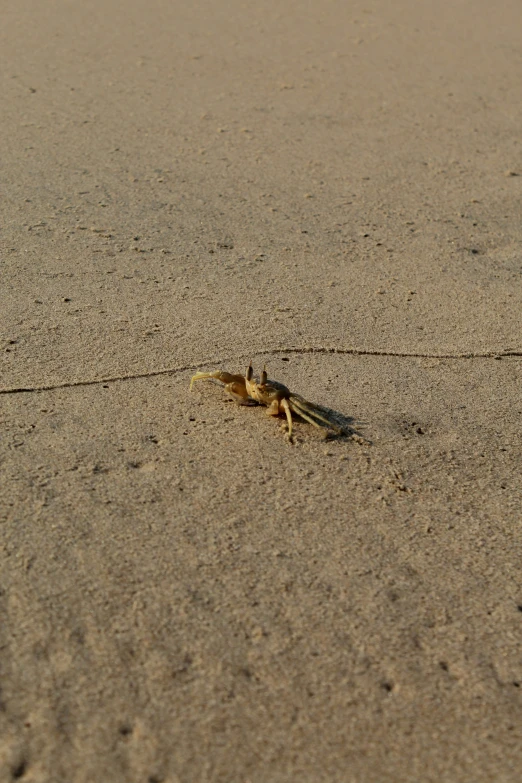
190,363,344,440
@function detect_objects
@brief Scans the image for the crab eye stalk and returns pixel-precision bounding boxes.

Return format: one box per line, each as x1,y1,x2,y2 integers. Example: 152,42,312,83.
246,363,253,382
261,365,267,385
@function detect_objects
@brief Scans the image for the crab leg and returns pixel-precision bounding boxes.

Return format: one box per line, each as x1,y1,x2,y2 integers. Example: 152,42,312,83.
290,397,343,434
289,402,325,431
280,398,294,439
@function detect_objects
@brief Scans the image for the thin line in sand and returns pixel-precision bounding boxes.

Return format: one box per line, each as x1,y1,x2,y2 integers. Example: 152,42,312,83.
1,345,520,396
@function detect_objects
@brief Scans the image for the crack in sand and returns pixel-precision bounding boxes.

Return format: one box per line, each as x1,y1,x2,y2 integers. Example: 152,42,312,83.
1,346,520,395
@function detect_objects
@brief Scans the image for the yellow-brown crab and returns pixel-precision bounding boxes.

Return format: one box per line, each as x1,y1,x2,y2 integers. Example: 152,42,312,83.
190,363,344,440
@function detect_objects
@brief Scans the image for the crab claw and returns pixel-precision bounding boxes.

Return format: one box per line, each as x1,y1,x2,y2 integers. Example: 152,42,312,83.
190,370,244,390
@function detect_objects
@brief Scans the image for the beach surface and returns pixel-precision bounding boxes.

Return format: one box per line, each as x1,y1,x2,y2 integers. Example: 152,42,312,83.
1,1,522,780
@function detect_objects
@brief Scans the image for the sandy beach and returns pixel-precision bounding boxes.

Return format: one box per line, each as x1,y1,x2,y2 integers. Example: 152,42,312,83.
1,1,522,780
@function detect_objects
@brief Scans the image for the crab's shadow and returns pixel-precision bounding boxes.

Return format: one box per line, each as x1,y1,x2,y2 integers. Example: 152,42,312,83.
233,398,370,443
294,403,370,444
216,377,369,443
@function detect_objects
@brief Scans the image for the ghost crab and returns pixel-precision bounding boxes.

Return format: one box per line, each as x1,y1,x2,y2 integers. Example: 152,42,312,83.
190,363,344,441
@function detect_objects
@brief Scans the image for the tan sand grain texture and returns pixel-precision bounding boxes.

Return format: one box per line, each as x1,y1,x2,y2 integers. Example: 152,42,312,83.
1,0,522,781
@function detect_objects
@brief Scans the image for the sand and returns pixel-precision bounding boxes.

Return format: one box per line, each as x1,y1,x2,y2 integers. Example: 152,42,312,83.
1,0,521,780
